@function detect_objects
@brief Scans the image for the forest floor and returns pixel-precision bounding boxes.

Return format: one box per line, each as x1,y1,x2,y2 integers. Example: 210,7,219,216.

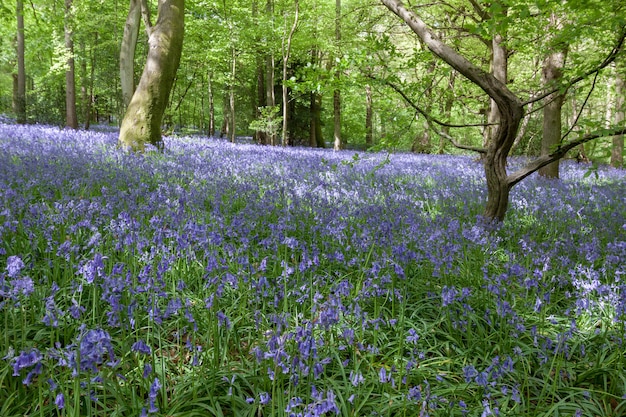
1,123,625,417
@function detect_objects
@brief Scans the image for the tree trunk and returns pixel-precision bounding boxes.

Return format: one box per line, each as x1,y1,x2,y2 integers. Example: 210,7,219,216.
207,72,215,138
15,0,26,124
333,0,342,150
484,31,507,147
80,41,90,129
221,92,229,139
65,0,78,129
266,0,276,145
229,48,236,143
538,14,567,178
207,71,215,137
281,0,298,147
253,0,267,145
118,0,184,152
120,0,141,111
365,84,373,148
612,66,624,168
382,0,523,221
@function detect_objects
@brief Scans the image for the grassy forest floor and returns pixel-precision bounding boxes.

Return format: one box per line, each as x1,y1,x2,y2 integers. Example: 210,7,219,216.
1,123,625,417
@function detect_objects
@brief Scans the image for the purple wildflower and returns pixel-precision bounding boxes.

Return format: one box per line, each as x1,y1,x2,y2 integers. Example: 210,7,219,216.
6,255,25,278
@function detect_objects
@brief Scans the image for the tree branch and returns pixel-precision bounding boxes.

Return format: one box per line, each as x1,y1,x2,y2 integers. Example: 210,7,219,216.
379,78,487,153
141,0,153,36
507,125,626,186
561,71,599,142
522,25,626,106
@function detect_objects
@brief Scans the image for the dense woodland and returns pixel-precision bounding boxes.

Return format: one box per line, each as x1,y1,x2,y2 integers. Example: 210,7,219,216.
1,0,624,159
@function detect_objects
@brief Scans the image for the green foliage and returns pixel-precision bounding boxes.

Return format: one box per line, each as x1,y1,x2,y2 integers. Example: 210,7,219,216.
249,105,282,137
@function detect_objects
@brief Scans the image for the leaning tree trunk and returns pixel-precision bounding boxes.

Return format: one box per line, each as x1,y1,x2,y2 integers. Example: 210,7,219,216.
382,0,523,221
119,0,184,152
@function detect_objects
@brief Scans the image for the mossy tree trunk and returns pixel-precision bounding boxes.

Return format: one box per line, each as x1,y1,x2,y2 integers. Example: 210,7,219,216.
119,0,184,152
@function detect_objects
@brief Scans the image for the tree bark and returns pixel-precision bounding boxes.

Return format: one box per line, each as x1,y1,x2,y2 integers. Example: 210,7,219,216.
333,0,342,150
118,0,184,152
65,0,78,129
229,48,236,143
120,0,141,111
538,13,567,178
207,71,215,137
15,0,26,124
612,66,624,168
484,32,507,147
281,0,298,147
266,0,276,145
365,84,373,148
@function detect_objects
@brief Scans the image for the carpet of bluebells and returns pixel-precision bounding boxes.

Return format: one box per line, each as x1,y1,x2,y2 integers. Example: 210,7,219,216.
0,123,625,417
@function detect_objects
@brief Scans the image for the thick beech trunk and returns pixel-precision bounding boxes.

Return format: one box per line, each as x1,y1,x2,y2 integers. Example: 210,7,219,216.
15,0,26,124
119,0,184,152
65,0,78,129
120,0,141,110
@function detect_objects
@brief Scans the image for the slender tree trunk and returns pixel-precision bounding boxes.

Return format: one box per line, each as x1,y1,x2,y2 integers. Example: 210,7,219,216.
281,0,298,147
87,33,97,128
221,92,229,139
15,0,26,124
207,71,215,137
365,84,373,148
65,0,78,129
229,48,236,143
120,0,141,111
80,41,90,129
253,0,267,144
266,0,276,145
612,66,625,168
118,0,184,151
333,0,342,150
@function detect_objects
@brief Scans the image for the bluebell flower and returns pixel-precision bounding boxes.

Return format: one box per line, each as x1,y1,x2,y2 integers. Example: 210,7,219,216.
259,391,271,405
6,255,25,278
55,393,65,410
143,363,153,378
462,365,477,382
148,377,161,413
12,348,42,377
132,340,152,355
349,370,364,386
406,328,420,344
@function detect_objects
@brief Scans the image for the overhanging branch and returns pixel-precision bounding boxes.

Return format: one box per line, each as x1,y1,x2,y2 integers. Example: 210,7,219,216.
381,78,488,153
507,125,626,186
522,25,626,106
